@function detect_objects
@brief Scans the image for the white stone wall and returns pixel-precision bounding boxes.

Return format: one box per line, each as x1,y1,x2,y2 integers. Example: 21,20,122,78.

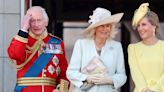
0,0,20,92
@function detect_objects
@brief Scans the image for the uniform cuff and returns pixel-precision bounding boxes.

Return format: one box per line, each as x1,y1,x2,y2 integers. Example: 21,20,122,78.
77,74,87,88
14,30,28,43
18,30,28,38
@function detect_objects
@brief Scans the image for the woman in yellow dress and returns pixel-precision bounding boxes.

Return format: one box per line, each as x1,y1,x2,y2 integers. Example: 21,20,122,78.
128,3,164,92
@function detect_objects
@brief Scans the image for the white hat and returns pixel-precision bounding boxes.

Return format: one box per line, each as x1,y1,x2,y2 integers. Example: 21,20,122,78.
83,7,124,34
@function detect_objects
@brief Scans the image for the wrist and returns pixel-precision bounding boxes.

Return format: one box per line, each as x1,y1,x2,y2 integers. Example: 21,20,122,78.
18,30,29,38
21,29,28,33
14,30,28,43
106,76,113,84
86,75,93,84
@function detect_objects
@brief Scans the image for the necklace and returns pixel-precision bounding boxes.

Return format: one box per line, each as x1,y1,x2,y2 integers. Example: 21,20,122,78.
94,38,105,55
96,46,101,51
95,45,102,56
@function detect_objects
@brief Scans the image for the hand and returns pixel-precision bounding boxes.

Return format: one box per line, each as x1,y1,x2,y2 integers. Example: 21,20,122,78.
86,74,96,84
144,88,154,92
91,73,113,85
21,12,32,31
52,89,60,92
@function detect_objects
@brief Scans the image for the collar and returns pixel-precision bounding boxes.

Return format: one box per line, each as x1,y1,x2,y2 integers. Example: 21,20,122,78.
29,29,48,40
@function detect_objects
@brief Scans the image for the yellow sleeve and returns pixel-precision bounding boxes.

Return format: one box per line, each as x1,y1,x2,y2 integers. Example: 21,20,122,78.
152,73,164,92
152,47,164,92
128,44,147,92
158,71,164,91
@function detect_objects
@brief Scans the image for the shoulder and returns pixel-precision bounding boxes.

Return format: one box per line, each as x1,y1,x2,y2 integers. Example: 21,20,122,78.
128,41,141,51
75,38,92,44
158,40,164,49
159,40,164,45
109,40,122,49
128,41,142,48
110,40,121,45
49,34,63,44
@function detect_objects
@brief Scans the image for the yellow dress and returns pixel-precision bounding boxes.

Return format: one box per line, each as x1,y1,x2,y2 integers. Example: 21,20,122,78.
128,40,164,92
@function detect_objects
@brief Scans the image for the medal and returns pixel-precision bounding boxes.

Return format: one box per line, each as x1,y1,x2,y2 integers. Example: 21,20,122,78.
56,66,61,76
52,55,59,66
43,44,63,54
48,65,55,75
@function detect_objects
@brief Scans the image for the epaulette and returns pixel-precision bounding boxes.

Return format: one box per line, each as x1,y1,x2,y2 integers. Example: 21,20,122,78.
49,34,62,44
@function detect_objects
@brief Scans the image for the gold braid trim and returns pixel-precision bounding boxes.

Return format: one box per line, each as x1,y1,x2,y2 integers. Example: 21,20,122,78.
14,35,28,43
16,39,45,69
132,3,149,27
49,33,62,41
56,79,69,92
17,77,56,86
29,29,48,40
11,30,47,69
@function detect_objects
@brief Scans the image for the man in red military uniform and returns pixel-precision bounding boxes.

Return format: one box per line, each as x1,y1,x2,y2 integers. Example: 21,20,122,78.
8,6,69,92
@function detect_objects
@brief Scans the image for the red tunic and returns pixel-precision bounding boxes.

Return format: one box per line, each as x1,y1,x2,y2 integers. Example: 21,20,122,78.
8,31,69,92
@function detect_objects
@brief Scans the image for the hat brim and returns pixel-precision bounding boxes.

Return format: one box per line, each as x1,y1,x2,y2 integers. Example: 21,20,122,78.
83,13,124,34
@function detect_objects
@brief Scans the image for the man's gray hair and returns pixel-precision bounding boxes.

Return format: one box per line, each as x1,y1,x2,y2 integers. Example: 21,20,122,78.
27,6,49,22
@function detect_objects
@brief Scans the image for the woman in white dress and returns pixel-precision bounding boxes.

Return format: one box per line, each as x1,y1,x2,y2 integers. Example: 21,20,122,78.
66,7,127,92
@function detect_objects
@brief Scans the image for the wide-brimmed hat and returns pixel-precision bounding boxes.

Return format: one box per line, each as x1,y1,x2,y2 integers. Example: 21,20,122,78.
83,7,124,34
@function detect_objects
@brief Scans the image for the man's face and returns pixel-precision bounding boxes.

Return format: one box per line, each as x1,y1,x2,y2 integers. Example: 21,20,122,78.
29,10,48,36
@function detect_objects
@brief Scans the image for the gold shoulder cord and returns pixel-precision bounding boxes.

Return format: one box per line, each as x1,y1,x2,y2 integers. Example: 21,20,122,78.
10,39,45,70
49,34,62,41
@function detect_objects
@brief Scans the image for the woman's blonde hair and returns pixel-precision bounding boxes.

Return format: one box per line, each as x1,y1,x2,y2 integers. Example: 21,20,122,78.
145,11,160,34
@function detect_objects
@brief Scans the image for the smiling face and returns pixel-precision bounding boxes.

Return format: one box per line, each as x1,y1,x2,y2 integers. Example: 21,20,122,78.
137,17,156,40
29,8,48,36
95,24,112,40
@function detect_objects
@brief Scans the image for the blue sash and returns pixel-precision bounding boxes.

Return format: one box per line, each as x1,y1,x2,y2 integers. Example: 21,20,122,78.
14,37,59,92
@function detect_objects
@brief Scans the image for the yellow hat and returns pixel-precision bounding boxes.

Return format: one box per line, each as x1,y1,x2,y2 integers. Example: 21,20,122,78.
132,3,149,27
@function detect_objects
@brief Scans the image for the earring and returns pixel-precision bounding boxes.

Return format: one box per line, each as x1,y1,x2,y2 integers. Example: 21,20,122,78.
153,28,156,36
153,32,155,36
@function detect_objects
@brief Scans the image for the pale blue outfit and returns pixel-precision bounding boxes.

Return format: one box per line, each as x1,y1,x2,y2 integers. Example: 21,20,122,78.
66,39,127,92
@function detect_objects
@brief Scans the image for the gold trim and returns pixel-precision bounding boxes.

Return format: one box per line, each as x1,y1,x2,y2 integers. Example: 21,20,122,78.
18,77,56,81
16,39,45,69
49,33,62,41
16,44,39,69
57,79,69,92
17,77,56,86
14,35,28,43
29,29,48,39
11,29,48,69
18,83,55,86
